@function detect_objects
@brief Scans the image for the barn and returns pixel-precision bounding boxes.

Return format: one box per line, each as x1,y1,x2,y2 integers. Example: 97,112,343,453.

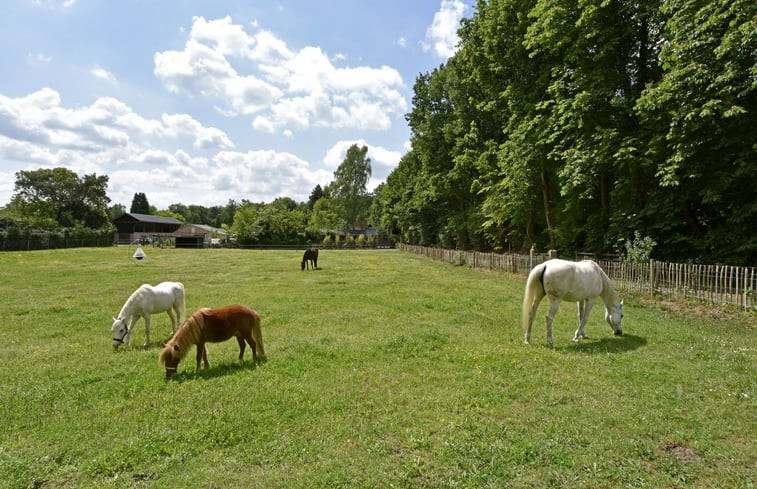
112,213,183,245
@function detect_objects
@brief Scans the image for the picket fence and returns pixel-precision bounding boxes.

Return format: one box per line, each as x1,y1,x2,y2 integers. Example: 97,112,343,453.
397,243,756,310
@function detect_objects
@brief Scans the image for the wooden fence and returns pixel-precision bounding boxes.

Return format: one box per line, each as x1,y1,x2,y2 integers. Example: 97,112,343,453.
397,243,756,310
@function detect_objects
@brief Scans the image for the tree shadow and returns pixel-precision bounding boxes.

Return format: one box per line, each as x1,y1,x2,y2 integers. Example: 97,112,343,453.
167,357,267,382
559,334,647,354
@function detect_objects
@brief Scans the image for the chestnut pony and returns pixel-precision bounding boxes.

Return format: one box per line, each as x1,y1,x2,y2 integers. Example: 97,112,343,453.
159,304,264,378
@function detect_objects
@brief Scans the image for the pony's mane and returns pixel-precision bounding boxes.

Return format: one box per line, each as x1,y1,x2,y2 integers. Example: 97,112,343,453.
159,308,208,364
119,284,150,317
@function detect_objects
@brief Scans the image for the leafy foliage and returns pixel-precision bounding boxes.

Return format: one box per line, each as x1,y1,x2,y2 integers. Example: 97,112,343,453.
129,192,150,215
375,0,756,264
9,167,111,229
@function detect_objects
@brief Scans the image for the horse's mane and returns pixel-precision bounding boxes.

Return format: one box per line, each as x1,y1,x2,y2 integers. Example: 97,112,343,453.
159,308,208,364
592,262,619,304
118,284,151,317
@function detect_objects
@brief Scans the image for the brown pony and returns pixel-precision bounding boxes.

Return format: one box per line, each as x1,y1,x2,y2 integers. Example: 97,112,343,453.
159,304,265,378
301,247,318,270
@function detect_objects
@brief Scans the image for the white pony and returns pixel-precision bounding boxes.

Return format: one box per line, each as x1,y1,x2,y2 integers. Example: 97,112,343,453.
111,282,186,348
522,259,623,347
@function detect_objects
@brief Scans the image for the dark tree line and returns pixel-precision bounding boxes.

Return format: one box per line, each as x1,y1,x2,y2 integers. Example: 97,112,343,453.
373,0,756,264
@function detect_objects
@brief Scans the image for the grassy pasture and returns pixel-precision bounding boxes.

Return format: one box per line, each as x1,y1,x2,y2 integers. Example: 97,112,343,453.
0,247,754,488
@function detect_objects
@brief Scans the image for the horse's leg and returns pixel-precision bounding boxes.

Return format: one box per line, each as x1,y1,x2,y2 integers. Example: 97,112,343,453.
196,343,207,371
166,307,177,335
573,300,586,342
576,297,597,341
143,313,152,346
545,298,562,348
246,333,258,362
126,316,141,346
237,337,246,362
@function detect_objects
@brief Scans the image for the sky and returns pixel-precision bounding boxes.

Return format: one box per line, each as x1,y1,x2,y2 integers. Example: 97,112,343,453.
0,0,473,210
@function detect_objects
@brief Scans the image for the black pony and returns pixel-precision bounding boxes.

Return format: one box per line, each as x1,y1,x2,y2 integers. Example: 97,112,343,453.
301,247,319,270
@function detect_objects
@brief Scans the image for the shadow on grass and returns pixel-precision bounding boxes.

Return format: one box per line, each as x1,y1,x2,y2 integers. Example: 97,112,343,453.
167,357,267,382
560,334,647,354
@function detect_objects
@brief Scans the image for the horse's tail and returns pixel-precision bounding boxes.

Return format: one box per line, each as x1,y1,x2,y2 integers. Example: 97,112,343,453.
251,311,265,357
178,283,186,324
522,263,547,337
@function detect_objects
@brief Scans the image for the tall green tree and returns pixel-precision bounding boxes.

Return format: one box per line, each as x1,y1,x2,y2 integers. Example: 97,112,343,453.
130,193,150,214
636,0,757,263
330,144,372,231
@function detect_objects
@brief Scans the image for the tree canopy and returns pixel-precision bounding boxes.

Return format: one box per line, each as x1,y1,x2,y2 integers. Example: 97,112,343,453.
7,167,111,229
374,0,756,264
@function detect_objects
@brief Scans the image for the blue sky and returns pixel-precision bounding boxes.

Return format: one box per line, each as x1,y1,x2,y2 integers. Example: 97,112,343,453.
0,0,472,209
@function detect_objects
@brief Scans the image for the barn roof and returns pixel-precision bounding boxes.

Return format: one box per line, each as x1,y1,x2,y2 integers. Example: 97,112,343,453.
112,213,183,225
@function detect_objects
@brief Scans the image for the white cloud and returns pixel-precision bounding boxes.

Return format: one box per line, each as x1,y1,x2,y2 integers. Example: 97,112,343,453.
0,89,233,154
0,88,335,208
423,0,468,58
27,52,52,66
91,67,118,86
211,149,331,201
33,0,76,7
154,16,406,134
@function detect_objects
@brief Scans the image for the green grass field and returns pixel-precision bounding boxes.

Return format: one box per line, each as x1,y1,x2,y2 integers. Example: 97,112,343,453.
0,247,754,488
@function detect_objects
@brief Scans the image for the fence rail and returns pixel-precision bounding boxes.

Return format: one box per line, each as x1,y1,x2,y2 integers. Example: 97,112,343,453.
397,243,756,310
0,237,114,251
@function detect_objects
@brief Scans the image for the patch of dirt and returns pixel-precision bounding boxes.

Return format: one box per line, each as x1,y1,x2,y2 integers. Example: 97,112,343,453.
638,296,756,327
664,443,702,463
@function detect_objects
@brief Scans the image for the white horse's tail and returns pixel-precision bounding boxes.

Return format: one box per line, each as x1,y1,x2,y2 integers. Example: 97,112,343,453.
177,283,186,324
522,263,547,339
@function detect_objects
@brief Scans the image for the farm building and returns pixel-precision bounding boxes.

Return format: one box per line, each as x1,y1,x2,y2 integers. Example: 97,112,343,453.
112,213,182,245
175,223,229,247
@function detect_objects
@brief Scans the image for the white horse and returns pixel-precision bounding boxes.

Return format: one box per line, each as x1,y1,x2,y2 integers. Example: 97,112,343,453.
111,282,186,348
522,259,623,347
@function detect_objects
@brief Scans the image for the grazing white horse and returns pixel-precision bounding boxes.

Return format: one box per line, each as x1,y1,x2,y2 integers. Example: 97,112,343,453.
522,259,623,347
111,282,186,348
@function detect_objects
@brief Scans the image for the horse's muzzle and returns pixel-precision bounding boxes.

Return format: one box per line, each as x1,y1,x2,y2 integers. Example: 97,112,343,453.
614,330,623,336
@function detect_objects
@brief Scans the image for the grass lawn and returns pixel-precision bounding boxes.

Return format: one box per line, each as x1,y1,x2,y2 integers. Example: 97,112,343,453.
0,247,754,488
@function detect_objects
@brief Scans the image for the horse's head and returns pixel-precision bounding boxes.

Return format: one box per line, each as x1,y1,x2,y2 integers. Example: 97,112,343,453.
605,300,624,335
159,342,181,378
301,260,306,271
111,317,128,348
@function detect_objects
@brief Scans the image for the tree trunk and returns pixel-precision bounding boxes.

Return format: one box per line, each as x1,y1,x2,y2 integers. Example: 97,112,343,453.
540,168,556,248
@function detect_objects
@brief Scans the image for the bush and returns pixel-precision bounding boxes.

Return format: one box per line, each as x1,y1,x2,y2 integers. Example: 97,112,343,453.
623,231,657,263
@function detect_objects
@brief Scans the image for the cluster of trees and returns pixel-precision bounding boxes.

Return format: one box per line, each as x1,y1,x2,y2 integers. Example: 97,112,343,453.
1,144,378,247
371,0,755,265
3,168,112,229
